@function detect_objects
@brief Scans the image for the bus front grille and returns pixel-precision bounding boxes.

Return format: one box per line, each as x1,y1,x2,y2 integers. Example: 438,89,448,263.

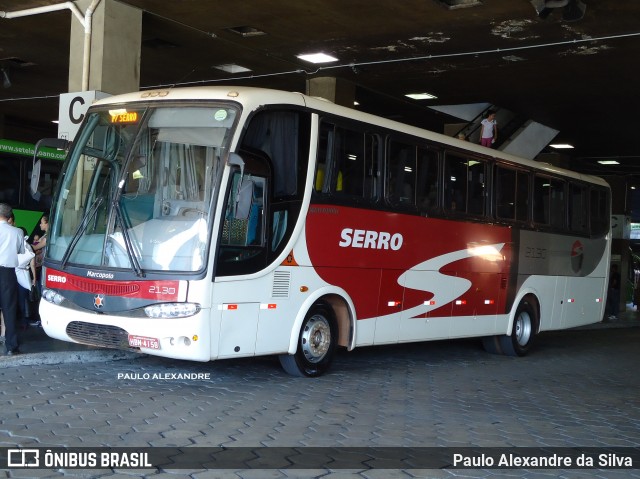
66,321,135,350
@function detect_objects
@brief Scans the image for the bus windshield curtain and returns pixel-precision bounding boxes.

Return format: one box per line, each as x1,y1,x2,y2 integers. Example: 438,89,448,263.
242,111,299,197
161,142,199,201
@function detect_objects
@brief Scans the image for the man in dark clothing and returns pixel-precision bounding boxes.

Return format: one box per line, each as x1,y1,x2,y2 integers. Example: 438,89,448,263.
607,263,621,321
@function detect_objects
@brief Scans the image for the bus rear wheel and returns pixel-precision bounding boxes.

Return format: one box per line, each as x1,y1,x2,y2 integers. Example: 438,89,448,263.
499,299,537,356
279,302,337,377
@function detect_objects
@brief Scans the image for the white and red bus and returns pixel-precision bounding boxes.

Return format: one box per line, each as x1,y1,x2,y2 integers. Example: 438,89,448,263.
40,86,611,377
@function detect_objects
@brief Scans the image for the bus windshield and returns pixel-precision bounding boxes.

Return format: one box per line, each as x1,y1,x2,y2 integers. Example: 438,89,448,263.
48,104,238,273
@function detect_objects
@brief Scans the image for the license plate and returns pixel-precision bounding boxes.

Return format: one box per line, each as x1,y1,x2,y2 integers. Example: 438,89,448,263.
128,335,160,350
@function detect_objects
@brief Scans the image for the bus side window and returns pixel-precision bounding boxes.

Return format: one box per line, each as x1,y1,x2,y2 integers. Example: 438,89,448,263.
534,174,565,228
444,154,468,213
335,127,365,198
466,159,486,216
533,175,548,224
416,147,439,215
386,141,416,207
569,182,588,234
515,170,530,222
590,187,609,237
315,122,335,193
549,178,566,229
495,166,516,220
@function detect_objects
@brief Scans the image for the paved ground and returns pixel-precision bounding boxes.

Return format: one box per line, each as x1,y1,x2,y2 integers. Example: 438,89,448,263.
0,315,639,479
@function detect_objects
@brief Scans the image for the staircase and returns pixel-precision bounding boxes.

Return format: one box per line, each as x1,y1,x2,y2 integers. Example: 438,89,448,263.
433,104,559,160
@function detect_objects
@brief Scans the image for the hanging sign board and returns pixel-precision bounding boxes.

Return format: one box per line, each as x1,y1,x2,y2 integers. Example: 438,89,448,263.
58,90,111,142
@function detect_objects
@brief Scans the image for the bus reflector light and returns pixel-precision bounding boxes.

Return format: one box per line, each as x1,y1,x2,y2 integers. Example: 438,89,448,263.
224,304,238,310
144,303,199,318
567,298,575,303
424,300,436,305
596,298,602,303
192,335,198,341
455,299,466,305
260,303,277,309
387,301,401,307
484,299,495,305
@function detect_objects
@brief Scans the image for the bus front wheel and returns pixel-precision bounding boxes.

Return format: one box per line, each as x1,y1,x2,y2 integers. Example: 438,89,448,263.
499,299,537,356
279,302,337,377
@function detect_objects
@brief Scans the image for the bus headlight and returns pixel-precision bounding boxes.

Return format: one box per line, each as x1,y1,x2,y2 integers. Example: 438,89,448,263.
42,288,65,305
144,303,200,319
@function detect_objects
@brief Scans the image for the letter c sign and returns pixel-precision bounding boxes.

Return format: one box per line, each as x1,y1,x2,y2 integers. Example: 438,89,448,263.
69,96,86,125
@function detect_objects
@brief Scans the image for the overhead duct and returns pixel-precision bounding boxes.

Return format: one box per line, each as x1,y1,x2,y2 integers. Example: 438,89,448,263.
435,0,482,10
0,0,102,91
531,0,586,21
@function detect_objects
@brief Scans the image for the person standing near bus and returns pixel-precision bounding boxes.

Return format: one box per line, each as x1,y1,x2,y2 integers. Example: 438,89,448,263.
0,203,25,355
7,215,36,330
30,214,48,327
607,263,621,321
480,111,498,148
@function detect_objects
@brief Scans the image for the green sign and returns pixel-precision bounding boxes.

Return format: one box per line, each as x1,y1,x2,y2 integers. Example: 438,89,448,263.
0,138,66,161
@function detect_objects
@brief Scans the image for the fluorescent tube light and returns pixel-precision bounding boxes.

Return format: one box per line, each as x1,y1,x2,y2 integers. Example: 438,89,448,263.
297,53,338,64
405,92,438,100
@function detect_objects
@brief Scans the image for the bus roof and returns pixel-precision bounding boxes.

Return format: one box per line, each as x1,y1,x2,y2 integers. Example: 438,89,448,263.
92,86,609,189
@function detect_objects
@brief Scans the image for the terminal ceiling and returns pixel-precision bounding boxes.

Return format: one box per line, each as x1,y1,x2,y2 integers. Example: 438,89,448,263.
0,0,639,177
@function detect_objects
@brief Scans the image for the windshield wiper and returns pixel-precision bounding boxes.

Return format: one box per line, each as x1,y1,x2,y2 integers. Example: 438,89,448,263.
113,202,145,277
60,196,104,269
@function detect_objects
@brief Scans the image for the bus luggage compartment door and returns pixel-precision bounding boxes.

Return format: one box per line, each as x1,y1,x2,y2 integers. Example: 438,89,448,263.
218,302,259,358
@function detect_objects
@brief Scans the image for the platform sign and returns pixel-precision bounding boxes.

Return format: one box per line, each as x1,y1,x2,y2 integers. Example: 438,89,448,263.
58,91,110,142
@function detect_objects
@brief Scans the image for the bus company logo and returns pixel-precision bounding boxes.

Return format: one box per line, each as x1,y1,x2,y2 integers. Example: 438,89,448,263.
47,274,67,284
87,270,115,279
339,228,403,250
94,294,105,309
571,240,584,274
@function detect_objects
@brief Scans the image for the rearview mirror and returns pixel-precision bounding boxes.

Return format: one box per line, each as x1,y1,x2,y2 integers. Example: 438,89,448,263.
31,138,69,197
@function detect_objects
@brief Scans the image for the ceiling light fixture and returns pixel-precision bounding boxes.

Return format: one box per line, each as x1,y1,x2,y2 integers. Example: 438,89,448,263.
214,64,252,74
549,143,574,149
296,53,339,64
226,26,267,37
405,92,438,100
597,160,620,165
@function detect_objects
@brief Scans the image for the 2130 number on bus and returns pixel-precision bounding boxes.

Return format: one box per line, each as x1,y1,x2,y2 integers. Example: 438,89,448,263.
128,335,160,350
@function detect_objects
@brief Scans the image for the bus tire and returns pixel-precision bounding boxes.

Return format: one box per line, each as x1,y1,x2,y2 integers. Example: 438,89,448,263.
481,335,503,355
279,301,337,377
498,298,537,357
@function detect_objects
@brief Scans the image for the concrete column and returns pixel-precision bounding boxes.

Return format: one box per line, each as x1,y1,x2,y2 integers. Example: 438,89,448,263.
68,0,141,94
306,77,355,108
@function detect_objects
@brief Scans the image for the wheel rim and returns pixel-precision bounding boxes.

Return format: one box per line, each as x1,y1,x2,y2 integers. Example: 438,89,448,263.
300,315,332,363
515,310,532,346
